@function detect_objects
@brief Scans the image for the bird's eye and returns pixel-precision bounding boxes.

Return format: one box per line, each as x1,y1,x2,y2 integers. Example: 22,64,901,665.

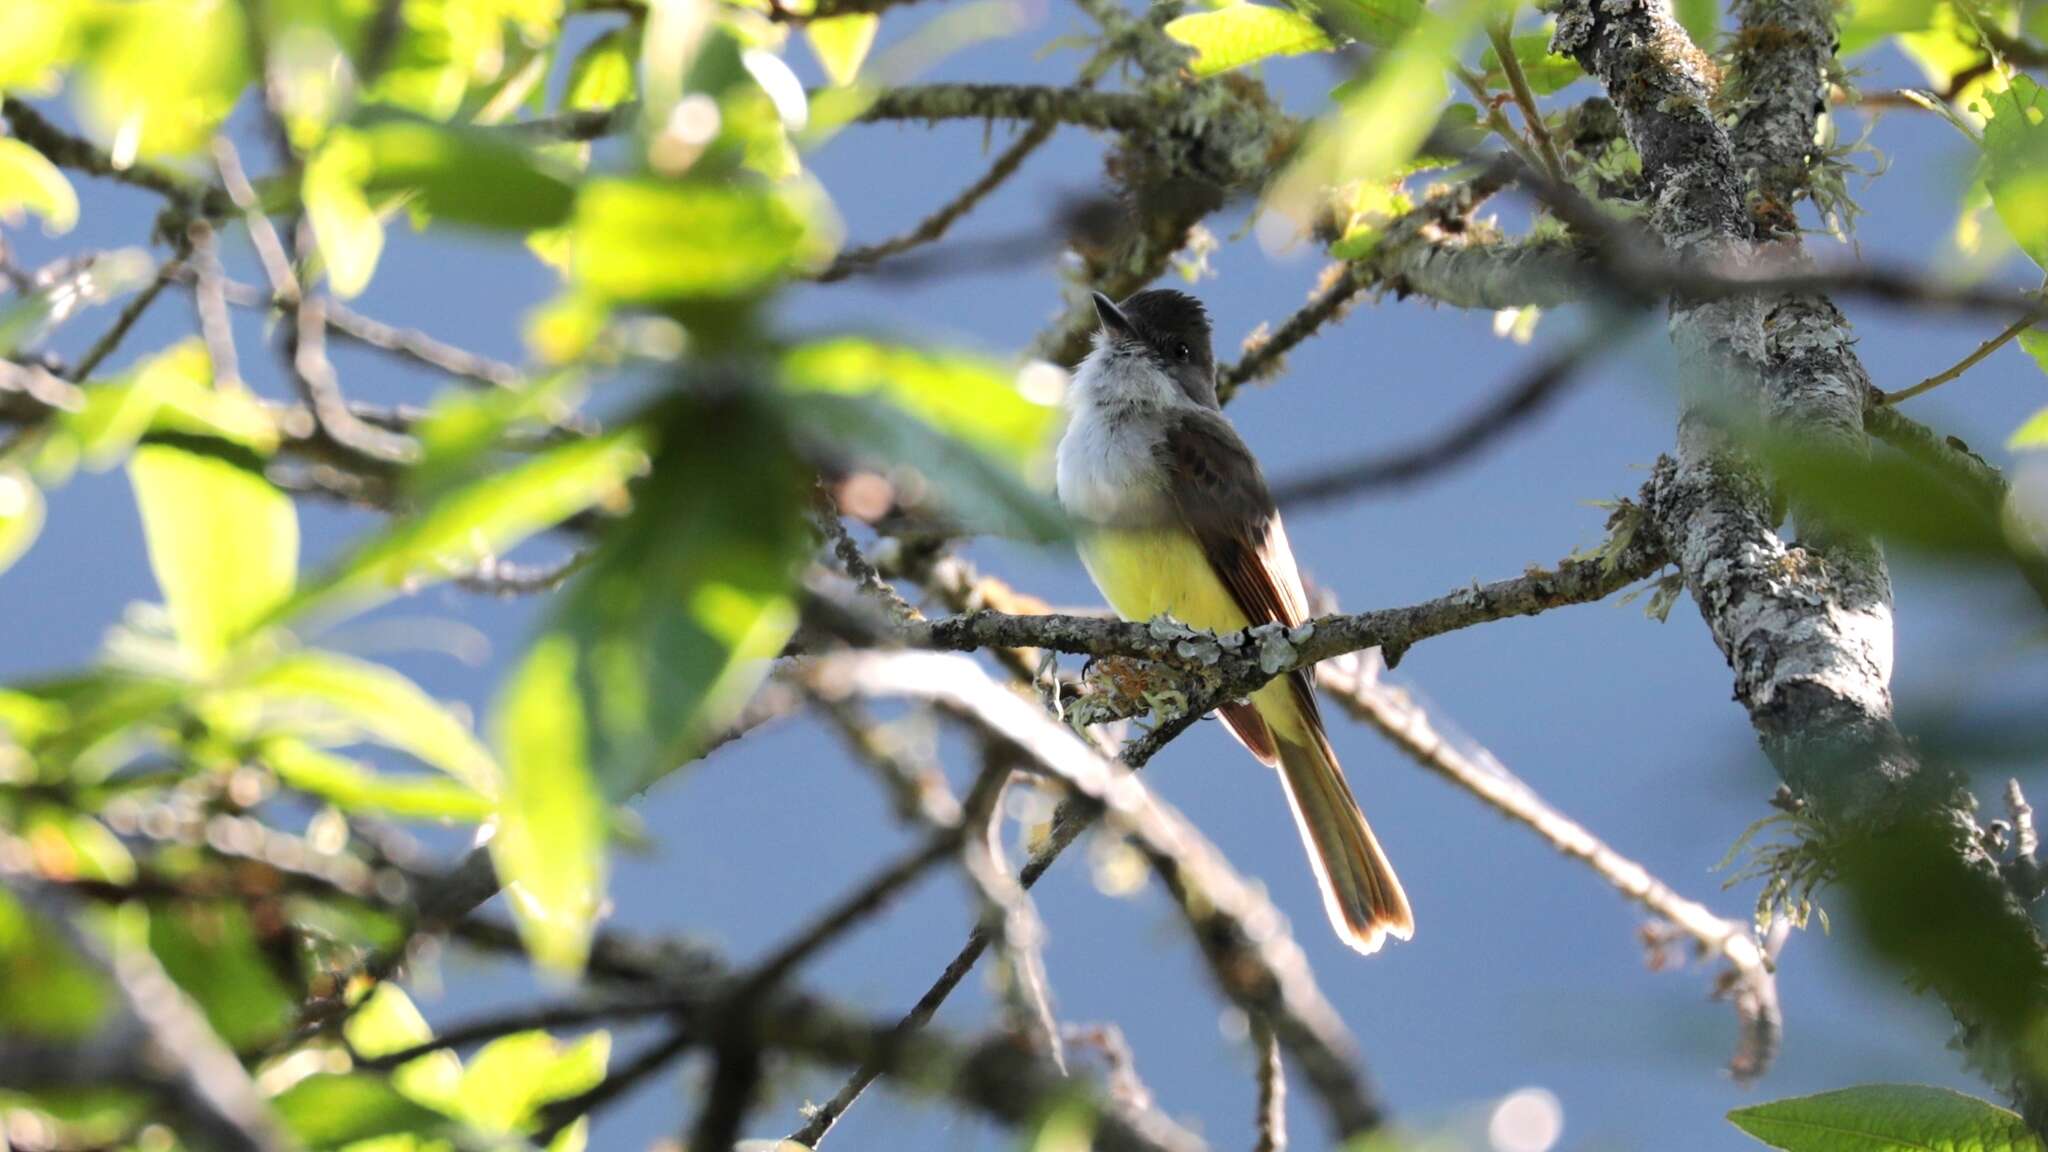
1173,342,1191,362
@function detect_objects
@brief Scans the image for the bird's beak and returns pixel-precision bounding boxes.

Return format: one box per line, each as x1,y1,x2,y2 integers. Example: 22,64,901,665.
1091,291,1135,341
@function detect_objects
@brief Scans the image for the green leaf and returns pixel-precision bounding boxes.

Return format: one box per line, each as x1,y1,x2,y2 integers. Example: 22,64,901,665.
1978,76,2048,270
806,13,879,86
1163,4,1334,77
129,443,298,673
2011,404,2048,450
1271,0,1500,218
293,430,645,619
780,390,1065,540
243,651,499,796
1479,30,1583,94
272,1073,457,1150
0,137,77,234
1763,437,2011,560
1327,0,1427,47
491,632,605,974
75,0,248,160
457,1030,610,1132
264,739,493,821
0,888,110,1039
1729,1084,2040,1152
778,338,1057,472
349,113,578,231
1836,0,1933,55
304,132,385,299
570,177,818,302
1675,0,1719,48
566,26,638,110
343,985,462,1112
0,465,44,574
0,2,78,94
148,903,295,1050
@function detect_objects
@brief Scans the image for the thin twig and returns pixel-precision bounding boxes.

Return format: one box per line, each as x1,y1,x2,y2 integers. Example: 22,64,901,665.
1488,21,1569,186
1252,1015,1287,1152
67,265,180,380
1316,652,1782,1080
1878,310,2038,405
962,751,1064,1070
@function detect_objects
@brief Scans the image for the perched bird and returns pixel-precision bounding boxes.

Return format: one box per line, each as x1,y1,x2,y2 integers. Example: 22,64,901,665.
1054,287,1414,954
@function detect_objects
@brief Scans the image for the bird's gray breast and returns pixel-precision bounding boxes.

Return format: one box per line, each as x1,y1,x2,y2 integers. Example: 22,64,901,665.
1055,406,1171,529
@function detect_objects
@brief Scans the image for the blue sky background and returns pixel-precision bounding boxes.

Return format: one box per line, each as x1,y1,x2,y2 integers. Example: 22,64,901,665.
9,4,2048,1149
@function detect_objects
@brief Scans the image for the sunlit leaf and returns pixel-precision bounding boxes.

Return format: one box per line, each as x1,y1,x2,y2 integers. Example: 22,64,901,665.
2011,403,2048,450
344,985,463,1112
0,3,79,94
1675,0,1719,47
129,443,298,673
20,807,134,884
264,739,493,822
1164,3,1332,77
273,1073,457,1150
349,114,578,231
1978,76,2048,270
491,633,604,973
293,430,646,619
148,902,294,1051
74,0,248,161
0,466,44,575
304,133,385,299
60,339,277,469
778,338,1057,472
0,137,78,234
457,1030,610,1132
807,13,880,85
245,651,499,796
567,26,638,110
1729,1084,2038,1152
570,177,824,301
406,371,586,503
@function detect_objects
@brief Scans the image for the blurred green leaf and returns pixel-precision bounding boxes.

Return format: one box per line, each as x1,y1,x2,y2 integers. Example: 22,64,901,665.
406,371,585,503
567,26,638,110
129,443,298,674
1730,1085,2039,1152
1478,30,1583,93
293,430,645,619
1327,0,1427,47
491,632,604,974
1675,0,1719,47
0,465,44,575
60,339,277,468
781,390,1065,540
1978,76,2048,270
0,3,79,94
344,984,463,1113
304,133,385,299
807,13,880,85
0,136,77,234
0,888,109,1039
349,113,578,231
569,177,820,302
457,1030,610,1132
149,903,294,1051
1902,2,1993,101
1762,437,2012,559
1163,4,1334,77
74,0,248,160
20,807,134,884
778,338,1056,472
273,1073,457,1150
264,739,493,822
1837,0,1935,54
244,650,499,797
1272,0,1499,219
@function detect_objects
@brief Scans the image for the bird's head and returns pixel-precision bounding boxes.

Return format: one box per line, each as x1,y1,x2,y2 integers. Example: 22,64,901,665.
1076,288,1220,412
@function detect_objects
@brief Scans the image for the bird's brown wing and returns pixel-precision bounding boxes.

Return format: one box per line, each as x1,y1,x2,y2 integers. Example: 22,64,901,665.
1153,408,1327,761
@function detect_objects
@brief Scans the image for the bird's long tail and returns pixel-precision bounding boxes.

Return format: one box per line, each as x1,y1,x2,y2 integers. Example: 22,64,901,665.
1274,732,1414,955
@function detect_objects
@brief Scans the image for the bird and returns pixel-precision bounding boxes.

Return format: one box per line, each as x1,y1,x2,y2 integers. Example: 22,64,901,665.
1053,287,1414,954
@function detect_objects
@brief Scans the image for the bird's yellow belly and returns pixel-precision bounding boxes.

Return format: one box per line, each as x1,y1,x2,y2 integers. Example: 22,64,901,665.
1077,529,1306,740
